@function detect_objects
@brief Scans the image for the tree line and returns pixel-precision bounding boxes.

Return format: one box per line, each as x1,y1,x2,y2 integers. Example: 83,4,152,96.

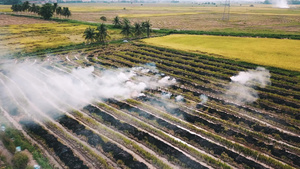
11,1,71,20
84,16,152,44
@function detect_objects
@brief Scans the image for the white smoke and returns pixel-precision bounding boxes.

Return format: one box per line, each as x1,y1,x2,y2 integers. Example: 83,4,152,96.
175,95,184,102
199,94,208,105
226,67,271,104
158,76,176,86
161,91,172,99
0,61,176,117
273,0,289,8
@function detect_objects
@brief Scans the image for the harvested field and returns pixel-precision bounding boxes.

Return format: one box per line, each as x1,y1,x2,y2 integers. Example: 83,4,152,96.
0,14,54,26
57,3,300,35
0,3,299,169
1,41,299,169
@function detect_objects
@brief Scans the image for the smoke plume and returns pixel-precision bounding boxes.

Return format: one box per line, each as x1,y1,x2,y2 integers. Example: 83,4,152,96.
161,91,172,99
225,67,271,104
0,61,176,118
175,95,184,102
199,94,208,105
273,0,289,8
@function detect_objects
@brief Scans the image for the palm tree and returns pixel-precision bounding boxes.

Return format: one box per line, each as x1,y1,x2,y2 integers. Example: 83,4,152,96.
96,23,110,44
65,7,71,18
28,3,35,13
39,3,54,20
62,7,71,18
120,19,132,39
123,18,130,25
134,22,143,38
53,3,58,12
142,20,151,38
53,3,58,17
83,27,96,44
22,1,30,12
112,16,122,28
35,6,40,15
56,6,62,18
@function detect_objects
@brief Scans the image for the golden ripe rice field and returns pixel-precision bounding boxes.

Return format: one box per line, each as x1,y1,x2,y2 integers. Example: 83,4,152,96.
142,34,300,71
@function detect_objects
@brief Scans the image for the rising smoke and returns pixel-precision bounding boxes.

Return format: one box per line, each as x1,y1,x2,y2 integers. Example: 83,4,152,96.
161,91,172,99
273,0,290,8
199,94,208,105
225,67,271,104
0,61,176,118
175,95,184,102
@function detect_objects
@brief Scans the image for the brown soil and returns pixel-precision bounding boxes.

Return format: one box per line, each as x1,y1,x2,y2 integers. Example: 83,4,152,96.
0,14,54,26
23,149,38,167
0,140,13,165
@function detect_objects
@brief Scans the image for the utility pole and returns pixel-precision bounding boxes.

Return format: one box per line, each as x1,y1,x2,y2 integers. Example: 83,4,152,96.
222,0,230,21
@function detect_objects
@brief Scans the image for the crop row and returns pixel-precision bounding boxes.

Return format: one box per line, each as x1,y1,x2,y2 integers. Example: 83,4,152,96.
98,51,299,123
125,46,300,101
105,98,293,169
133,44,300,94
124,48,300,110
167,85,300,145
20,120,89,169
52,57,296,168
83,104,211,169
170,84,300,131
95,50,298,143
134,95,300,167
134,43,299,81
69,109,173,169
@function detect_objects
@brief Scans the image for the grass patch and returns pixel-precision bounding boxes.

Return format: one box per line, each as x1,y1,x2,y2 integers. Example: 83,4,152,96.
142,34,300,71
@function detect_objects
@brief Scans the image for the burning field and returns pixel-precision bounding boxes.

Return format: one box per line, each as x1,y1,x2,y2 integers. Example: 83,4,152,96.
0,41,299,169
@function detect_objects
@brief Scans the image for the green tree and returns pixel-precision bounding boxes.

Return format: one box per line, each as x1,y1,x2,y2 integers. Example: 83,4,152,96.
133,22,143,38
53,2,58,12
39,3,54,20
12,152,29,169
120,18,132,38
56,6,62,18
28,3,35,13
112,16,122,28
142,20,151,38
62,7,71,18
83,27,96,44
11,4,22,12
123,18,130,25
21,1,30,12
96,23,110,44
35,6,40,14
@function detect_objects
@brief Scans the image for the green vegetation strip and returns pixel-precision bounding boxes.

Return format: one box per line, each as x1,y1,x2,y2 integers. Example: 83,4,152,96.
0,127,53,169
154,28,300,40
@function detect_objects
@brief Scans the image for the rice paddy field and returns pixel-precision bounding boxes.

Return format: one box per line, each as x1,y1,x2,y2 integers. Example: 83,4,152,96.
142,34,300,71
56,3,300,35
0,15,122,56
1,3,300,34
0,2,300,169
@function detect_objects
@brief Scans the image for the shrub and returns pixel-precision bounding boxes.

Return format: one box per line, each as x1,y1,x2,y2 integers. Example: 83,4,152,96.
12,152,29,169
